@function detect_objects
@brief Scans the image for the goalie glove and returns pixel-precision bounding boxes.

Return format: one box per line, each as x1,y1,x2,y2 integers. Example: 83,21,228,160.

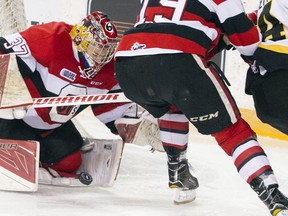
240,55,267,75
115,106,164,152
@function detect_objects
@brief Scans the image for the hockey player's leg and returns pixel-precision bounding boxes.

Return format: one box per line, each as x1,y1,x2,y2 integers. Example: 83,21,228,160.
159,112,199,204
248,70,288,135
250,172,288,216
166,150,199,204
73,114,126,187
38,121,93,186
212,118,288,216
39,137,124,187
39,150,93,186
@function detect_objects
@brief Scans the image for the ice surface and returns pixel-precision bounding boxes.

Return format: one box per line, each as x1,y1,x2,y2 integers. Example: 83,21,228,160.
1,108,288,216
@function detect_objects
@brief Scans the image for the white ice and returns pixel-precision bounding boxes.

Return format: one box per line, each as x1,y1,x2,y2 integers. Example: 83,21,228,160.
1,109,288,216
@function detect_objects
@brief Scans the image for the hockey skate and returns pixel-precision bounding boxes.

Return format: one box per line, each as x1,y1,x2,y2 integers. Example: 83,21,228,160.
168,159,199,204
250,171,288,216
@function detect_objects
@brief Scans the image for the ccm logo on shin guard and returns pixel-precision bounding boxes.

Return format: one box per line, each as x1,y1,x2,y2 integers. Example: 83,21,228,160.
190,111,219,122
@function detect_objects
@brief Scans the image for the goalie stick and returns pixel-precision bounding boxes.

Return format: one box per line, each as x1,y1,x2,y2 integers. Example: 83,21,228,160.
0,92,132,109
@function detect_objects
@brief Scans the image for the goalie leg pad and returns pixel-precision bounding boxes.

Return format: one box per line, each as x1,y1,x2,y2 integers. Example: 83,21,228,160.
77,138,124,187
0,139,39,192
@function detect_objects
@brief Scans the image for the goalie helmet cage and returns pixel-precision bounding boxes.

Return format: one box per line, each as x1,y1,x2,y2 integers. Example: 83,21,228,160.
0,0,28,35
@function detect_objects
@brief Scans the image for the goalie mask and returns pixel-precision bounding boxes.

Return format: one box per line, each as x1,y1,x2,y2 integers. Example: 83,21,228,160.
70,11,118,79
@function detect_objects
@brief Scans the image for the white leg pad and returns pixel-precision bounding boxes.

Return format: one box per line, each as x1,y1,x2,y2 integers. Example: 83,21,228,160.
77,138,124,187
0,139,39,192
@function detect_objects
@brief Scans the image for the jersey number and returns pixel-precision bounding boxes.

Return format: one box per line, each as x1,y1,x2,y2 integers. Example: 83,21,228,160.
137,0,187,24
4,37,29,56
258,1,286,41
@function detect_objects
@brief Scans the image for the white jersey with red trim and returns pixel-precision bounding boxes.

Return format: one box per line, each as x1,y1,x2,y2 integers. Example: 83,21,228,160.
0,22,130,130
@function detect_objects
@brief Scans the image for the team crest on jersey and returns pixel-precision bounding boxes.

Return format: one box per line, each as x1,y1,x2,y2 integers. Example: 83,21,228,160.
131,42,146,51
60,69,76,81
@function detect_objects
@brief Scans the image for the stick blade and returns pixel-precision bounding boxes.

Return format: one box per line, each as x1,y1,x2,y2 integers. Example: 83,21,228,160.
0,54,33,108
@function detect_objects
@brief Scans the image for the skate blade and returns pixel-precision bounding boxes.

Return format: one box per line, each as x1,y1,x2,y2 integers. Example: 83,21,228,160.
274,209,288,216
171,188,196,204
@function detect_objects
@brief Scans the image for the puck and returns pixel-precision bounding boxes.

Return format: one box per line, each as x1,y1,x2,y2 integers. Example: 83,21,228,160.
79,172,93,185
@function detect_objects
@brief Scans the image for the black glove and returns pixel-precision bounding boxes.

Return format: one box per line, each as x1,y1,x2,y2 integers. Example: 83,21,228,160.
244,57,270,95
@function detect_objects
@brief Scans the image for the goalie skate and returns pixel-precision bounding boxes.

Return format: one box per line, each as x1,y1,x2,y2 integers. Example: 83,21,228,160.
38,167,93,187
39,138,124,187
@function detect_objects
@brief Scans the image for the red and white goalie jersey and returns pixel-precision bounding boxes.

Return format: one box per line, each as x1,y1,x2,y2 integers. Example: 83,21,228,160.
0,22,131,130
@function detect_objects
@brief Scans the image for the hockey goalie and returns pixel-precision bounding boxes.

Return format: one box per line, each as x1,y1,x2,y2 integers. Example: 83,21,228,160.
0,11,162,191
0,53,161,190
